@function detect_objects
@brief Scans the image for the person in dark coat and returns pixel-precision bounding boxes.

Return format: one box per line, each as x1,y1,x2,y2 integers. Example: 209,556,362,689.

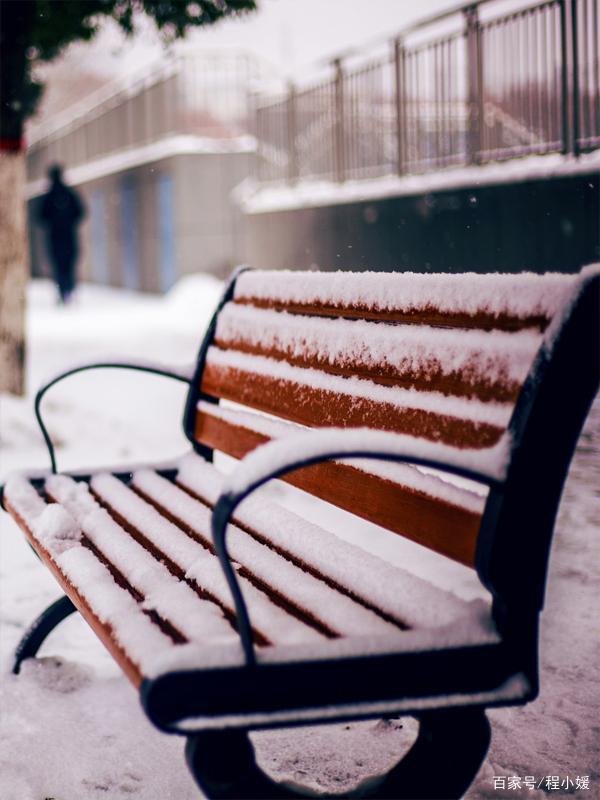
38,164,85,303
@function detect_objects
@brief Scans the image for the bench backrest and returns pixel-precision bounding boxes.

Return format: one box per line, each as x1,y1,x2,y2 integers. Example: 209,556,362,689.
183,268,599,604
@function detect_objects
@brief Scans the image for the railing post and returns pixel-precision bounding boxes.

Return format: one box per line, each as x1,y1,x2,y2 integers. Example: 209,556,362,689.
560,0,571,153
570,0,580,155
465,4,483,164
254,102,263,182
287,82,298,183
247,90,260,182
333,58,346,182
394,37,406,175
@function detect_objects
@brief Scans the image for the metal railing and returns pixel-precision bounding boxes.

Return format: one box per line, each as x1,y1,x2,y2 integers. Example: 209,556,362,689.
27,51,270,181
255,0,600,184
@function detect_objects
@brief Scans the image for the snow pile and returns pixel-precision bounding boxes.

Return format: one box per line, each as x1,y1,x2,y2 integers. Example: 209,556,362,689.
34,504,82,554
2,478,81,555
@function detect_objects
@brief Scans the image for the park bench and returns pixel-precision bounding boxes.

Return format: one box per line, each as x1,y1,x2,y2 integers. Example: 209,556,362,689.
2,265,598,799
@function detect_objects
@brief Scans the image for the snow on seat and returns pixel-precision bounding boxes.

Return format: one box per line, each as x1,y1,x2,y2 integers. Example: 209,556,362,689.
3,476,236,684
3,460,490,684
88,471,396,640
171,451,475,629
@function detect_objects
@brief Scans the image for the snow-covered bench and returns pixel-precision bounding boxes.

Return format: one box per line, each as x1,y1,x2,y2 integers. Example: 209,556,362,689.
2,265,598,800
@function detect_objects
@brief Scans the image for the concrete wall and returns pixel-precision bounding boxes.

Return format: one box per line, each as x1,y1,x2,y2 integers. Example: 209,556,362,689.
172,152,251,280
29,150,251,291
242,173,600,274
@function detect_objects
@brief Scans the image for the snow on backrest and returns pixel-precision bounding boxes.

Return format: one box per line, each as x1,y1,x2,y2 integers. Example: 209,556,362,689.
199,270,578,448
192,269,586,566
233,270,575,330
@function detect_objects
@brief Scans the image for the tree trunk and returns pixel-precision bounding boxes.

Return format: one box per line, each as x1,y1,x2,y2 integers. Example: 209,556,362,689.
0,150,27,395
0,0,34,396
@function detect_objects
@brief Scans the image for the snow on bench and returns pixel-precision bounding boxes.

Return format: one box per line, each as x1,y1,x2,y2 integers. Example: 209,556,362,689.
91,471,397,640
233,269,575,329
4,459,483,682
2,264,597,792
194,401,487,512
4,477,188,680
202,345,512,447
173,451,473,629
214,302,543,402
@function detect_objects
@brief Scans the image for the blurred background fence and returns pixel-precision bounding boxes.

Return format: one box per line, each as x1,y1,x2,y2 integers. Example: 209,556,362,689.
26,0,599,285
27,51,266,182
255,0,599,184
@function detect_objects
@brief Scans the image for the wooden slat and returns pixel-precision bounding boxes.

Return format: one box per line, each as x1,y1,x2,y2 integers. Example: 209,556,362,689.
85,488,256,643
194,409,482,567
98,489,328,642
234,297,550,332
4,497,143,687
200,361,505,449
175,478,411,629
213,336,521,403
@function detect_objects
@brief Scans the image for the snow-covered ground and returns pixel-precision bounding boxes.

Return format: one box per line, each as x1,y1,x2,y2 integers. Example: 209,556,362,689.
0,278,598,799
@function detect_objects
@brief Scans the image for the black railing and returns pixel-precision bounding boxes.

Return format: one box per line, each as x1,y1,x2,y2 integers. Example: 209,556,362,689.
255,0,599,184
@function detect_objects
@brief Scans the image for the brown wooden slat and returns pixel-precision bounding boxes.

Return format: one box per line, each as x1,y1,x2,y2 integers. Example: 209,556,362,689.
45,488,188,646
200,362,504,449
173,480,410,630
91,489,270,646
194,409,482,567
5,497,143,687
213,336,521,403
234,297,550,332
98,485,335,643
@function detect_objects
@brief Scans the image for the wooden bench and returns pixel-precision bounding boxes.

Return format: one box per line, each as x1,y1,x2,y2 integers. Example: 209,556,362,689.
2,265,598,799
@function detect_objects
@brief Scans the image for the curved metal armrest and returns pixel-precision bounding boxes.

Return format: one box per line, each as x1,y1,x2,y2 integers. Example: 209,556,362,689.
211,426,509,666
35,360,192,473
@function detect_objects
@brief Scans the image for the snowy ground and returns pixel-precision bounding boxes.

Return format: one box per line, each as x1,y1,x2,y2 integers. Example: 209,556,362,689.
0,278,598,800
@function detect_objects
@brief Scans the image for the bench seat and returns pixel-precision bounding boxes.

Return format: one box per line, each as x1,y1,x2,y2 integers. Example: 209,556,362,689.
3,451,523,730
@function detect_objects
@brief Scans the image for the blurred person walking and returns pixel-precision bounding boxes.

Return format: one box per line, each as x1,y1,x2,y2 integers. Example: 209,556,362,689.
38,164,85,304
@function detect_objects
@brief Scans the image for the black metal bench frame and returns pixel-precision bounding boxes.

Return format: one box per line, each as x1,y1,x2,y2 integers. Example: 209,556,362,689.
2,267,598,799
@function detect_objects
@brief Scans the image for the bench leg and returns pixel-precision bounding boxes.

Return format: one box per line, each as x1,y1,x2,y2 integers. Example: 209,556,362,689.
185,730,298,799
372,708,491,800
185,708,490,800
13,595,77,674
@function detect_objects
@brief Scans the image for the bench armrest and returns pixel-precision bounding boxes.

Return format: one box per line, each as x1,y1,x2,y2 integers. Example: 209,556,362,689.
35,359,193,473
211,426,510,666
